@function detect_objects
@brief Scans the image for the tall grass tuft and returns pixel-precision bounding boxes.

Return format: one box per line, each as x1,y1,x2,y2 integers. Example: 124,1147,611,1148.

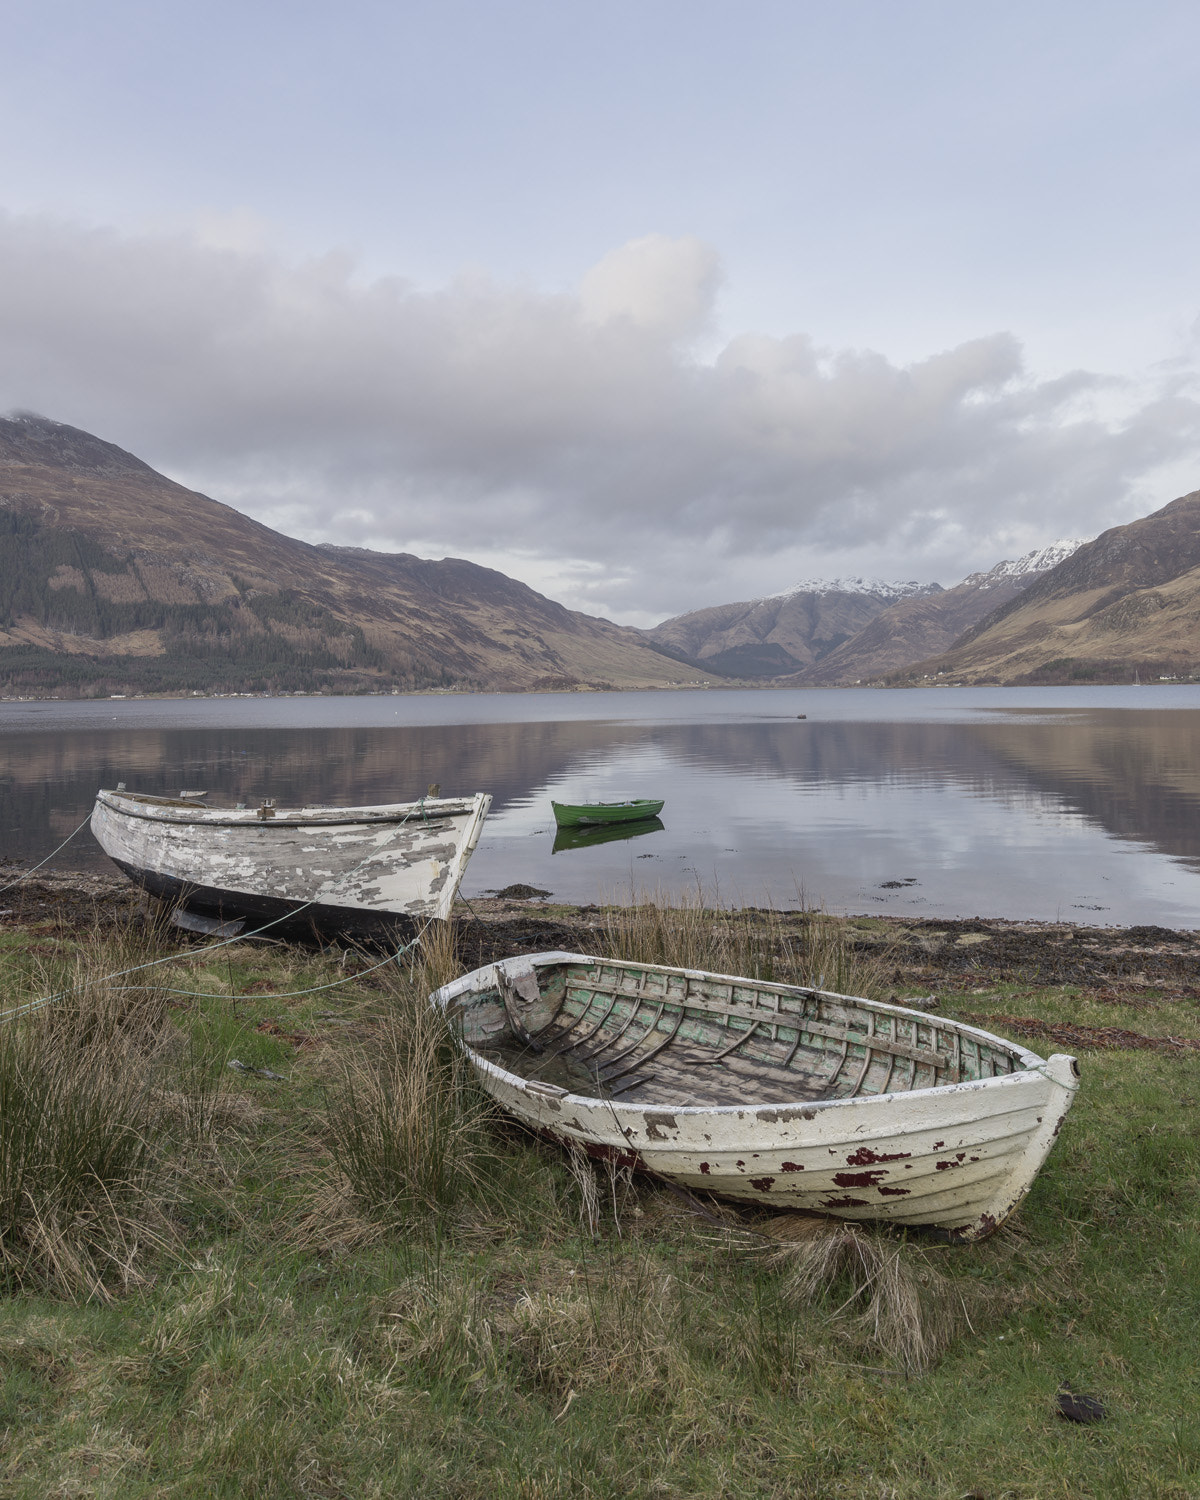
768,1223,960,1374
322,922,493,1230
599,886,887,999
0,932,174,1298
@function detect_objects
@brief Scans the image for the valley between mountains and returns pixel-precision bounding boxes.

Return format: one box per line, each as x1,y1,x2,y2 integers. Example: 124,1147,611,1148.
2,412,1198,695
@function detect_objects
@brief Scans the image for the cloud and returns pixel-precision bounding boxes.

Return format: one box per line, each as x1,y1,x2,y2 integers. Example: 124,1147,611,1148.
579,232,721,337
0,210,1197,623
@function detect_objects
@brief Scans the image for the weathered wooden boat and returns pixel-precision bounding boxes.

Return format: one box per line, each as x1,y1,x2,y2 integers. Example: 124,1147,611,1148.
91,788,491,939
551,798,665,829
434,952,1080,1240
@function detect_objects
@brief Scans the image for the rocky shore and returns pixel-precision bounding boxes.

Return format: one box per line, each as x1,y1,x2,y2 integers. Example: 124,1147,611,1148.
6,866,1200,1001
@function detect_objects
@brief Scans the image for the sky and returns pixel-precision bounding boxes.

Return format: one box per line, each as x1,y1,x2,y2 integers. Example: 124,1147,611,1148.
2,0,1200,625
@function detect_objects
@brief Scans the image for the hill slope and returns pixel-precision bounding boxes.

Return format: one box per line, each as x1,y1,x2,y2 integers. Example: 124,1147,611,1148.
647,545,1087,686
0,414,682,696
645,579,940,678
893,491,1200,684
787,544,1088,685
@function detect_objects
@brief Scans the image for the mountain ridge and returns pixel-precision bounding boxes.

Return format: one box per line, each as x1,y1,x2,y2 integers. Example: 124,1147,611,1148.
647,541,1089,684
0,414,685,696
891,491,1200,684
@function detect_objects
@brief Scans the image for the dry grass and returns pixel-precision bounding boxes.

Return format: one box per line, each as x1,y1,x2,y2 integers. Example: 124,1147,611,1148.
322,921,495,1229
599,885,889,999
377,1251,698,1406
0,933,177,1299
767,1223,963,1375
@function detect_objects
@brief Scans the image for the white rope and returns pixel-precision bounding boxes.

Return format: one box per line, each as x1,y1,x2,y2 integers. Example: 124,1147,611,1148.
0,924,432,1023
0,812,94,899
0,799,443,1023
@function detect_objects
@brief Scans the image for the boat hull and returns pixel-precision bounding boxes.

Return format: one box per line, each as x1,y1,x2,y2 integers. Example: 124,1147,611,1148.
551,799,665,828
92,789,491,938
434,952,1080,1240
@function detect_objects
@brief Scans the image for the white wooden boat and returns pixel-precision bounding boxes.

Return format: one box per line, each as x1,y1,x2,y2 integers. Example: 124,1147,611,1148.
91,788,491,939
434,951,1080,1241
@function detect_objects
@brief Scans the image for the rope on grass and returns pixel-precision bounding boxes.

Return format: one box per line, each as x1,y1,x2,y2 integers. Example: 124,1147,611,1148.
0,924,433,1023
102,929,429,1004
0,793,454,1024
0,821,433,1023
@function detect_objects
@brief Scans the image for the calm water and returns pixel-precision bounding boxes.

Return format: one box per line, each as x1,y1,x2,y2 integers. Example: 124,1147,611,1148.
2,686,1199,926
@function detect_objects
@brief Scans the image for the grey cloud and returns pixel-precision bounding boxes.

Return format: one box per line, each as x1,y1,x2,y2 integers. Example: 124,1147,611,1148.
0,211,1197,622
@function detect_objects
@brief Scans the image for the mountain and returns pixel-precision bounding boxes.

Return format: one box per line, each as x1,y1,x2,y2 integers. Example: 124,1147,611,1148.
644,578,941,678
890,491,1200,684
645,547,1088,685
784,542,1090,685
0,413,683,696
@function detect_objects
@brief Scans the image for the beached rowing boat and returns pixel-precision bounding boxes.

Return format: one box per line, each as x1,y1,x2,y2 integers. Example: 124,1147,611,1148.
434,951,1079,1240
551,799,665,828
91,788,491,939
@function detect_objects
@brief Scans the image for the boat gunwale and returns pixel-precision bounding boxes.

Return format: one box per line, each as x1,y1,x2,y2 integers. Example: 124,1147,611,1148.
435,950,1076,1119
551,799,664,811
94,788,485,829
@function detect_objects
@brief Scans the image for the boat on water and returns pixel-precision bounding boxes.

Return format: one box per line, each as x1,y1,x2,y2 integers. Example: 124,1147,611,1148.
434,951,1079,1241
551,798,665,829
91,788,491,939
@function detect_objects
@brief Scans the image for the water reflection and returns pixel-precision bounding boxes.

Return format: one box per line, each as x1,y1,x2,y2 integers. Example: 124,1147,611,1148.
0,695,1199,924
552,817,666,854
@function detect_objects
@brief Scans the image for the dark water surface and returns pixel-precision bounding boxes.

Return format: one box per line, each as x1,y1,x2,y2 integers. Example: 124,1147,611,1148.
2,686,1199,925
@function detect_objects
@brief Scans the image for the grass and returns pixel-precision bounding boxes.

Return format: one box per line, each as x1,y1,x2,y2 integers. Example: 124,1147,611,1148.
0,898,1195,1497
598,885,890,997
321,923,497,1232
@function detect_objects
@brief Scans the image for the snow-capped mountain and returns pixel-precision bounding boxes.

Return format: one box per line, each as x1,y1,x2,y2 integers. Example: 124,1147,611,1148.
962,539,1091,589
644,537,1097,682
766,577,941,602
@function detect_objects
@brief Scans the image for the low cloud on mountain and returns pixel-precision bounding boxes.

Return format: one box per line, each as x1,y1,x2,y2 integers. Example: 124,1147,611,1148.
1,211,1197,623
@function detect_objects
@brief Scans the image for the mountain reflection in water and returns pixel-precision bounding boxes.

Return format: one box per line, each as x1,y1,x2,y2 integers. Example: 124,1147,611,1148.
2,688,1199,925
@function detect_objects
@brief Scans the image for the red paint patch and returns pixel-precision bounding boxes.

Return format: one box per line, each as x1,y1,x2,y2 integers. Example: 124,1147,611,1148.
935,1159,963,1171
780,1161,804,1173
878,1185,911,1197
833,1170,888,1188
749,1176,776,1192
821,1196,869,1209
698,1162,710,1175
845,1146,911,1166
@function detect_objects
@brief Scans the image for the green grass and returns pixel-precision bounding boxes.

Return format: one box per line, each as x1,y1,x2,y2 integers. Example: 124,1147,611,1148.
0,915,1195,1497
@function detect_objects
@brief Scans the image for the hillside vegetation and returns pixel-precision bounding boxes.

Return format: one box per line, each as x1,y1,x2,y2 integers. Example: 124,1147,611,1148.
0,415,681,697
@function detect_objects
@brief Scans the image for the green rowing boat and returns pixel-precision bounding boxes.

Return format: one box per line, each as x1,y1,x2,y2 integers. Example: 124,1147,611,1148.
551,798,665,829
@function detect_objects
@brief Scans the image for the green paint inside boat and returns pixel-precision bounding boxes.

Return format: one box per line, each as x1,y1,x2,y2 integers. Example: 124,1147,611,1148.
551,798,665,829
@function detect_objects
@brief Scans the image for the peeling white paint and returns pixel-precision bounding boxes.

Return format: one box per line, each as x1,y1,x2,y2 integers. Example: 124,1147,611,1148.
435,951,1080,1241
92,789,491,922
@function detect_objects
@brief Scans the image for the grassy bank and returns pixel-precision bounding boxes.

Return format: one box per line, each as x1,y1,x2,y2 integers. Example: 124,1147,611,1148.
0,896,1197,1498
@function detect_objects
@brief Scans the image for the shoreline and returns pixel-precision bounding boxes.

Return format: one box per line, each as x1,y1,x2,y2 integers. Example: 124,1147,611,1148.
6,866,1199,997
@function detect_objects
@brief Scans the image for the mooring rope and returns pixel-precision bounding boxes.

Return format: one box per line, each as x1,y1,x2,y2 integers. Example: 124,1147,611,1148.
0,812,94,900
0,920,433,1024
0,793,449,1023
96,928,427,1006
